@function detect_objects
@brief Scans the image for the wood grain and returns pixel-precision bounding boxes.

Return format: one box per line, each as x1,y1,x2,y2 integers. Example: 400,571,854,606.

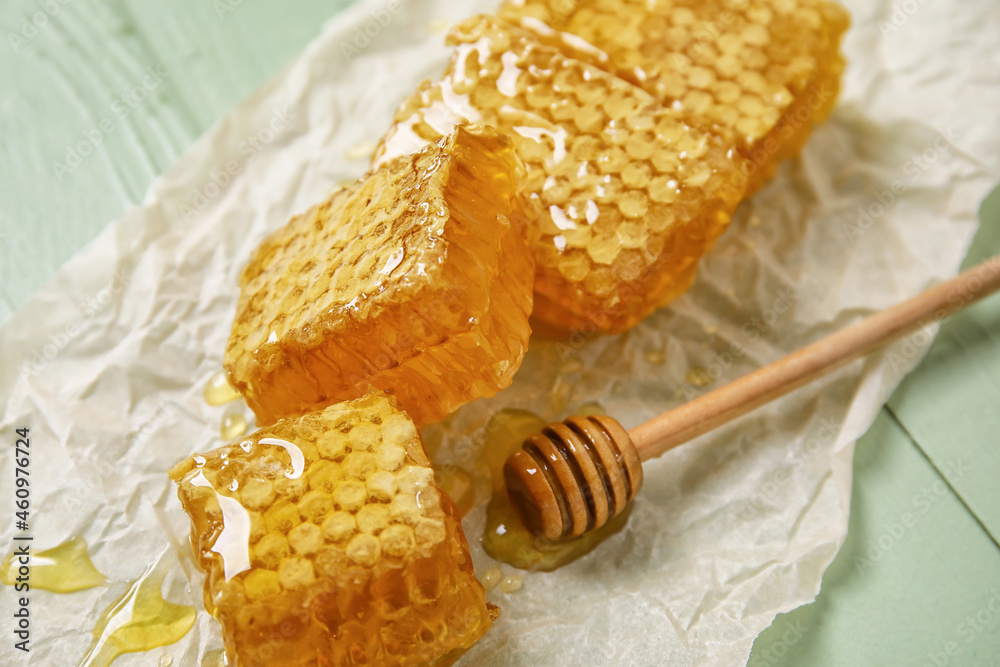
0,0,354,323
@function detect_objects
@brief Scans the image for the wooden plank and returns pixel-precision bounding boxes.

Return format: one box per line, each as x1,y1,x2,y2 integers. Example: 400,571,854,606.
750,410,1000,666
888,184,1000,546
0,0,356,322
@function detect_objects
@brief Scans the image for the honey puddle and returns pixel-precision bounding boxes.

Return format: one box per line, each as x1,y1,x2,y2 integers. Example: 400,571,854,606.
1,536,107,593
480,408,630,572
203,370,240,406
78,552,196,667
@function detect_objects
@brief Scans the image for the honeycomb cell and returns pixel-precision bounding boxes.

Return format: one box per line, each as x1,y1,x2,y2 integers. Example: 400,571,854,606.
169,394,498,667
499,0,850,193
375,15,748,336
225,125,535,426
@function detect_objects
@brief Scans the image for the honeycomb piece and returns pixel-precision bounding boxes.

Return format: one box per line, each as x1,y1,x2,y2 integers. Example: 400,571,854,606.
375,16,747,336
499,0,850,193
225,125,534,426
169,394,498,667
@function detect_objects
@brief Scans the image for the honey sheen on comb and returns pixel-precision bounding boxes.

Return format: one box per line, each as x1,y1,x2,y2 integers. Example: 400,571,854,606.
225,125,535,427
169,394,498,667
499,0,850,193
375,16,748,336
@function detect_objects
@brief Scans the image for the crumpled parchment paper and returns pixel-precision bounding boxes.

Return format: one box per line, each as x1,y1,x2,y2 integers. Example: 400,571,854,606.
1,0,999,665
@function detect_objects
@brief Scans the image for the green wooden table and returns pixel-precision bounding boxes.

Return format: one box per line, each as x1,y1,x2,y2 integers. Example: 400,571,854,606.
2,1,998,664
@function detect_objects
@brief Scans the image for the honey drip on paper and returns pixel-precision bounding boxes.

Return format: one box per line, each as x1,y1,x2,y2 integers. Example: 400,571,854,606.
201,649,227,666
500,573,524,593
219,412,248,440
1,536,107,593
78,554,196,667
201,648,229,667
480,566,502,592
644,348,667,365
203,370,240,406
481,408,630,572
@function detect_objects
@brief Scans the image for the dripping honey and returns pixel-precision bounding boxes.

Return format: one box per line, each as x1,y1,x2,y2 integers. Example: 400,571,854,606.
204,370,241,406
219,412,248,440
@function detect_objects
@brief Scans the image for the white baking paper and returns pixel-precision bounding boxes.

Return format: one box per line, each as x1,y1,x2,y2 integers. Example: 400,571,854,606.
1,0,999,665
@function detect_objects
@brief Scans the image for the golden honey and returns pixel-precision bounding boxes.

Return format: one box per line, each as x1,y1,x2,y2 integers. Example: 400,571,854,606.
500,0,850,193
79,553,196,667
225,125,535,426
201,648,226,666
220,412,248,440
376,16,748,336
480,566,502,592
499,574,524,594
204,370,241,406
1,536,106,593
170,394,497,667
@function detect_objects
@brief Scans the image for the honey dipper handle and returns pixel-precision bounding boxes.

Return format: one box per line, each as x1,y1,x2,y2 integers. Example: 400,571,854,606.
629,257,1000,460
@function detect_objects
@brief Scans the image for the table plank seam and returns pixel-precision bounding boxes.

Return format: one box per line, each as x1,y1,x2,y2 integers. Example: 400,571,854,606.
886,404,1000,553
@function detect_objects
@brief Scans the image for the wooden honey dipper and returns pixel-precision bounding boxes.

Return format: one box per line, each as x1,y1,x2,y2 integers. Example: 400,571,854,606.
504,256,1000,540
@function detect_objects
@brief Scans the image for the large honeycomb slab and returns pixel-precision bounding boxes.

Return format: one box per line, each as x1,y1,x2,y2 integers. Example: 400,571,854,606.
225,125,534,426
375,15,747,337
499,0,850,193
170,394,497,667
